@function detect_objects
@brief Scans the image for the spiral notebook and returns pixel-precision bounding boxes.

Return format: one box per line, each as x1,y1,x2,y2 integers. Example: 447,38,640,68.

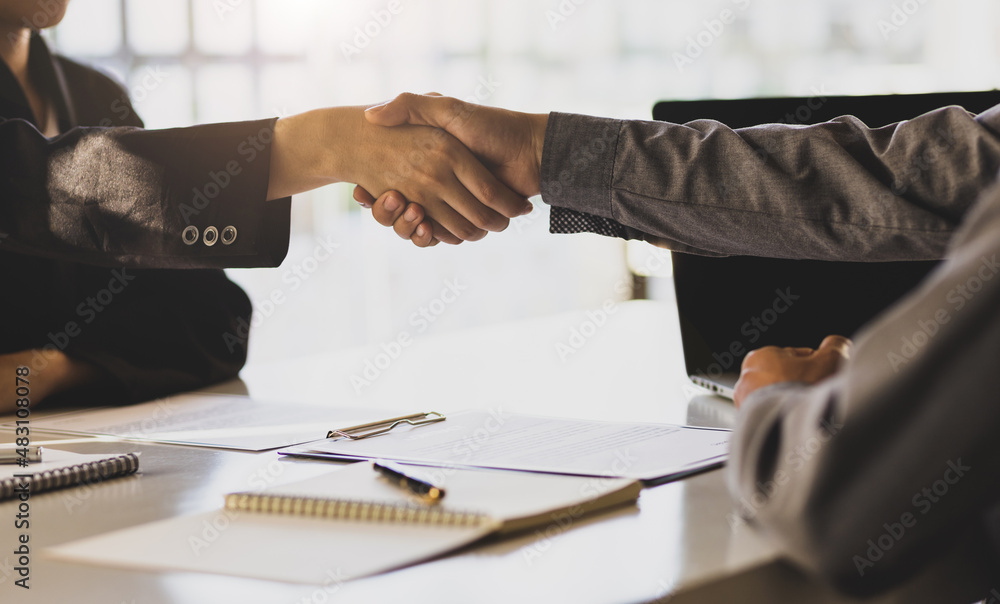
0,449,140,501
48,462,641,585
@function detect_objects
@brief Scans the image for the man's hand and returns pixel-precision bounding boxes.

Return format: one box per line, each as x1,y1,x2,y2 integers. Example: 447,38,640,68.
354,188,440,247
733,336,852,408
366,93,548,197
355,93,548,246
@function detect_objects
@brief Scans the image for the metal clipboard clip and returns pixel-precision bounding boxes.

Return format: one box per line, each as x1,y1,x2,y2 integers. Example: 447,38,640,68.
326,411,446,440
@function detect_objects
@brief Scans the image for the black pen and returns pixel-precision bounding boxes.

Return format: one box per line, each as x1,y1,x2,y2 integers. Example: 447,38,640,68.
372,460,445,503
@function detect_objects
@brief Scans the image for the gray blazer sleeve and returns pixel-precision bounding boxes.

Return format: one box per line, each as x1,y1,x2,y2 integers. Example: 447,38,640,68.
725,182,1000,594
539,105,1000,261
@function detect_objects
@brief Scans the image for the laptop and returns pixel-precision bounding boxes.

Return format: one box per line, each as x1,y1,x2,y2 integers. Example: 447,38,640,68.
654,90,1000,398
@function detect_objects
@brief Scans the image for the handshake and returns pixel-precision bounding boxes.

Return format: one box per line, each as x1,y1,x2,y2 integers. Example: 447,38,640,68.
267,93,549,248
355,94,550,248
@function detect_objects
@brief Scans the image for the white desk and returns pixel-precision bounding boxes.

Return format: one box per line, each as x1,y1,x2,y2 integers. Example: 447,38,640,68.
2,301,985,603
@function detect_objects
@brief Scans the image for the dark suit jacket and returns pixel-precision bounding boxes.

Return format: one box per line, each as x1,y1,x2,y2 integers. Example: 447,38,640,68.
1,33,292,403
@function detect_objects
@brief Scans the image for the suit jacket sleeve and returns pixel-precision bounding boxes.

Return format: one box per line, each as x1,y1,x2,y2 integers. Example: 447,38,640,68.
0,116,291,269
724,182,1000,594
539,105,1000,261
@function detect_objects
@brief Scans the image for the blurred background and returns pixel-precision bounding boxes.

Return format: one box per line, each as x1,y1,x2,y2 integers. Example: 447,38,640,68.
46,0,1000,366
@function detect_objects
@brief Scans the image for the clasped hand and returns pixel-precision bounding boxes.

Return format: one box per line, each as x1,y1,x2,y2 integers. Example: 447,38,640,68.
349,93,548,247
268,102,538,244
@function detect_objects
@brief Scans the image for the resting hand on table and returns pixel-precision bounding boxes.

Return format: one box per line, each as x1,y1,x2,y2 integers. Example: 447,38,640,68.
733,335,852,408
352,93,549,246
0,350,99,413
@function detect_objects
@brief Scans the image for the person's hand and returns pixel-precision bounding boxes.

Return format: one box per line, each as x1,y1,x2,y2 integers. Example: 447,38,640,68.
733,335,852,408
354,188,441,247
0,350,99,413
354,93,548,246
366,93,548,198
267,106,532,242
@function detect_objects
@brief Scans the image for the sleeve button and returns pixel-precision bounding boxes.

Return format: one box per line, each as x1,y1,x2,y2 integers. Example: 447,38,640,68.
221,225,237,245
203,226,219,246
182,225,199,245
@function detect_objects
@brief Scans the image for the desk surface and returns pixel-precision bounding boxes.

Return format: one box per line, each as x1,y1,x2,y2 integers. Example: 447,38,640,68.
0,301,979,603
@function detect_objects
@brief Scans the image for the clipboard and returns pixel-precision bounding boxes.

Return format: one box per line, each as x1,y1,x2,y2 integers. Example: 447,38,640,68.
282,409,731,483
326,411,446,440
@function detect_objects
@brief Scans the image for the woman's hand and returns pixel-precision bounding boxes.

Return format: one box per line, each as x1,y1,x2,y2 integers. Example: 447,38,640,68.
0,350,99,413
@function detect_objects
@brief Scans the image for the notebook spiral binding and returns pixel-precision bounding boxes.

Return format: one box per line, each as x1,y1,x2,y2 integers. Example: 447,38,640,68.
0,453,140,501
225,492,493,528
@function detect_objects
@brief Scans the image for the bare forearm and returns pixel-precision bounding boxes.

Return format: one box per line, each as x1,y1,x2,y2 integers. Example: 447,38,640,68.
266,107,360,200
0,350,100,413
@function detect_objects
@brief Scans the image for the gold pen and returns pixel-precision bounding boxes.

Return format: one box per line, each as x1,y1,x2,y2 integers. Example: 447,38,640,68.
0,446,42,464
372,460,445,503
